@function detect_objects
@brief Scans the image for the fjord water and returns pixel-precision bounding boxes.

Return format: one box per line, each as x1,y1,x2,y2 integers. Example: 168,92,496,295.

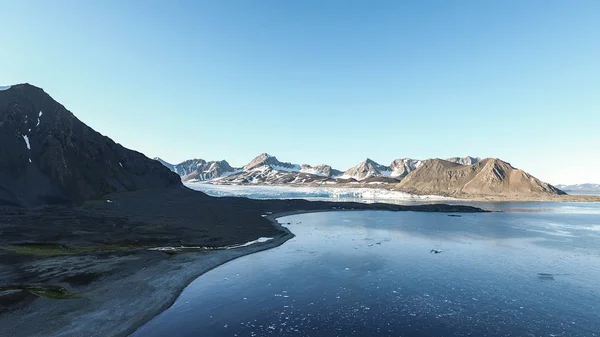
132,204,600,337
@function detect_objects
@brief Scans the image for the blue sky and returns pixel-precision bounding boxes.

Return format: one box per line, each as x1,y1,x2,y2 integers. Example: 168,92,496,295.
1,0,599,184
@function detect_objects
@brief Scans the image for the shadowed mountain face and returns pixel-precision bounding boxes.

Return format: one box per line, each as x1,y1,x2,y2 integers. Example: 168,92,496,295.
0,84,181,207
397,158,566,197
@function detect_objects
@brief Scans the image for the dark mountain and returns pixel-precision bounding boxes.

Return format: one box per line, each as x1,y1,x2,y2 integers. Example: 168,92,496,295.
153,157,175,171
0,84,181,207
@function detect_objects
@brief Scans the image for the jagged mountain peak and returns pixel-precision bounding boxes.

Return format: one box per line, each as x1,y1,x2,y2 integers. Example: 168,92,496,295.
343,159,390,180
389,158,423,179
244,153,297,171
155,157,239,181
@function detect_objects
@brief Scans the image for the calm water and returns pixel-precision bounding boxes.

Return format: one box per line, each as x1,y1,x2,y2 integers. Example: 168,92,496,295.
132,203,600,337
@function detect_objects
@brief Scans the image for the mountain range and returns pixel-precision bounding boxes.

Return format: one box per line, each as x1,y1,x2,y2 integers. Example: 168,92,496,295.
0,83,571,205
156,154,567,198
555,183,600,193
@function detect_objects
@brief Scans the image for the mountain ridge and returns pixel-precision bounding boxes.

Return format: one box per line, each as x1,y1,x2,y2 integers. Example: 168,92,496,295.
157,153,565,198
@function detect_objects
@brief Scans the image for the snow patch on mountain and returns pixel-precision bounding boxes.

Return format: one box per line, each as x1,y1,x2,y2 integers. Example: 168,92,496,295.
299,167,328,177
22,135,31,150
271,164,302,173
0,85,11,91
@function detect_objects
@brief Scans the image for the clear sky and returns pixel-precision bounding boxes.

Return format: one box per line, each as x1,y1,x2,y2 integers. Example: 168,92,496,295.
2,0,599,184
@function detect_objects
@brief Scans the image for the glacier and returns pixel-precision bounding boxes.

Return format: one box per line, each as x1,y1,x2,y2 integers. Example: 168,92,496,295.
185,182,451,203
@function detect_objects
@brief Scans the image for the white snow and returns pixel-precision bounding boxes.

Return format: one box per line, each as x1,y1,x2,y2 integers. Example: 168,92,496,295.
227,237,273,248
0,85,11,91
147,237,274,252
36,111,42,127
271,164,302,173
119,162,123,168
22,135,31,150
299,168,328,177
379,170,393,177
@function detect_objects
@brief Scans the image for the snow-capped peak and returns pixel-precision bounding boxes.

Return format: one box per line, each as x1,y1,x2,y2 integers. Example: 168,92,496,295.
244,153,298,172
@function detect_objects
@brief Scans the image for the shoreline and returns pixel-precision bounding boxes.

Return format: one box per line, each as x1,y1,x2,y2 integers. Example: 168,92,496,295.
127,207,489,336
0,189,504,337
0,211,297,337
118,212,297,337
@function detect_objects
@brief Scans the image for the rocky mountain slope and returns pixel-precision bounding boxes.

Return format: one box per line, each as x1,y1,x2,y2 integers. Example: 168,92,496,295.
396,158,565,197
0,84,181,206
155,157,240,182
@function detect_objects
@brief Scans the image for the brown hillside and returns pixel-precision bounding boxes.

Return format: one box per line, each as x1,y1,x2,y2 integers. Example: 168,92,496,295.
396,158,565,197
